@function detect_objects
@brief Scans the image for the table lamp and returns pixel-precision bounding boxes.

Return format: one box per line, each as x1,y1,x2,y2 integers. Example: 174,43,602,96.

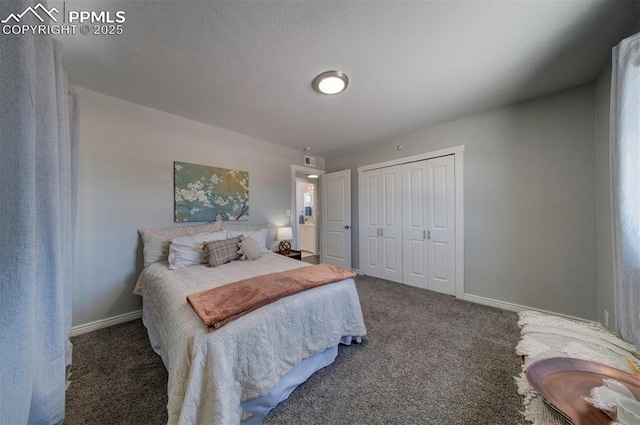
277,227,293,254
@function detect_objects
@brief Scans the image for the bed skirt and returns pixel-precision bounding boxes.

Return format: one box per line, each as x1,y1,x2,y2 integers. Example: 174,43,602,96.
142,303,359,424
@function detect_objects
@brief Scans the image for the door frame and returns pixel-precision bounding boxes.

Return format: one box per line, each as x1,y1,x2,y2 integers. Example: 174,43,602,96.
291,165,325,255
357,145,465,298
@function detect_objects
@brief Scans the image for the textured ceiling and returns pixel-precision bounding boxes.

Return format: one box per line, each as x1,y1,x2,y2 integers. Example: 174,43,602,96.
52,1,638,157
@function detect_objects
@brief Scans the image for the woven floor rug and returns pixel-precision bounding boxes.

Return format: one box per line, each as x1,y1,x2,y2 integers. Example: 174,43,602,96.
515,311,640,424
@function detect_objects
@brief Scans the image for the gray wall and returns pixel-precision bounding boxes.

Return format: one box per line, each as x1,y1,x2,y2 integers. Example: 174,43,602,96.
327,84,598,320
595,62,615,331
73,88,324,326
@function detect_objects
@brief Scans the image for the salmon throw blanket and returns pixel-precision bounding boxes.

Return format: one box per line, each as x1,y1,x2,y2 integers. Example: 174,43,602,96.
187,264,356,332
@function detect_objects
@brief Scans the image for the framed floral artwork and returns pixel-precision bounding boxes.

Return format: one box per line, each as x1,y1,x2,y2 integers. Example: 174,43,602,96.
174,161,249,222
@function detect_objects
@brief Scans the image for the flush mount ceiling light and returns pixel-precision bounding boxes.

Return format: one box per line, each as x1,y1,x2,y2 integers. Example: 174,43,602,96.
312,70,349,95
307,174,319,179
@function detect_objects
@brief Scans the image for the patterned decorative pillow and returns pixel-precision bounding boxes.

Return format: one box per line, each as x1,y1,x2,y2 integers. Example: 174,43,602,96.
238,236,261,261
203,237,241,268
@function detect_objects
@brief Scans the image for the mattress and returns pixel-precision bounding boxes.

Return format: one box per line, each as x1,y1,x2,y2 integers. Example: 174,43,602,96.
134,253,366,425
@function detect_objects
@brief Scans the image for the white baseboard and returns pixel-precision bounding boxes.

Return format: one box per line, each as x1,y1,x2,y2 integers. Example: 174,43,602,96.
70,310,142,337
353,268,361,275
463,293,591,323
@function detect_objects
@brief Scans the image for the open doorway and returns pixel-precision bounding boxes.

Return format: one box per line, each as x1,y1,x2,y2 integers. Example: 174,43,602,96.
290,165,324,263
295,178,317,258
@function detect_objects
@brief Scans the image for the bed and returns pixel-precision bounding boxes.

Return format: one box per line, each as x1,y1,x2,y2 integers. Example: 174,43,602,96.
134,222,367,425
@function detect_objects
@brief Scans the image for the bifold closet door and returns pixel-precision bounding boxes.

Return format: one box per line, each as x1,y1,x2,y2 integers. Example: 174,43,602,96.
360,165,403,283
426,155,456,295
402,161,428,289
361,156,455,292
380,166,403,283
361,170,381,276
401,155,455,294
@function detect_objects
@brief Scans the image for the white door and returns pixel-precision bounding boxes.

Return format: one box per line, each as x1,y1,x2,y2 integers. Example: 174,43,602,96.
360,169,382,276
402,161,428,289
359,166,403,283
379,166,403,282
427,156,456,295
321,169,351,268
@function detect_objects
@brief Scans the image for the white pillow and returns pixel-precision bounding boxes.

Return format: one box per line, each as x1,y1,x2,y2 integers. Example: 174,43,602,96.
220,222,268,232
226,228,270,253
168,230,228,270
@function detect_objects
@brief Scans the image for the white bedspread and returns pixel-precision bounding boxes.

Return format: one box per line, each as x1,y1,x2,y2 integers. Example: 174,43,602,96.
134,253,366,425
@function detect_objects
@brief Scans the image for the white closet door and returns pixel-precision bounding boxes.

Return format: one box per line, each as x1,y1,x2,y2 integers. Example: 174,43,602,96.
427,155,456,295
379,165,403,283
360,170,382,277
359,166,403,282
402,161,428,289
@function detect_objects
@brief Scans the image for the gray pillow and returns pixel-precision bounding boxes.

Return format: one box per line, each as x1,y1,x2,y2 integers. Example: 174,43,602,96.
138,219,222,267
238,236,261,261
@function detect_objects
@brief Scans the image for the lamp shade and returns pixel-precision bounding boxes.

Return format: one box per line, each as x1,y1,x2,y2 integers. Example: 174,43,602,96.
277,227,293,241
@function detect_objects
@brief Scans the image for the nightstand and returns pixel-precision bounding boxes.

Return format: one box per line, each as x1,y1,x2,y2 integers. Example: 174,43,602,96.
277,249,302,261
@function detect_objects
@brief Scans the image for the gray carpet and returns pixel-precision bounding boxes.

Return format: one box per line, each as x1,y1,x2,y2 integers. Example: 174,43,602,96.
66,276,523,424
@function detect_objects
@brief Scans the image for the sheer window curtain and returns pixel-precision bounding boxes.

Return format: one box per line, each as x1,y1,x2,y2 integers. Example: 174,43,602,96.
611,30,640,349
0,0,78,423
